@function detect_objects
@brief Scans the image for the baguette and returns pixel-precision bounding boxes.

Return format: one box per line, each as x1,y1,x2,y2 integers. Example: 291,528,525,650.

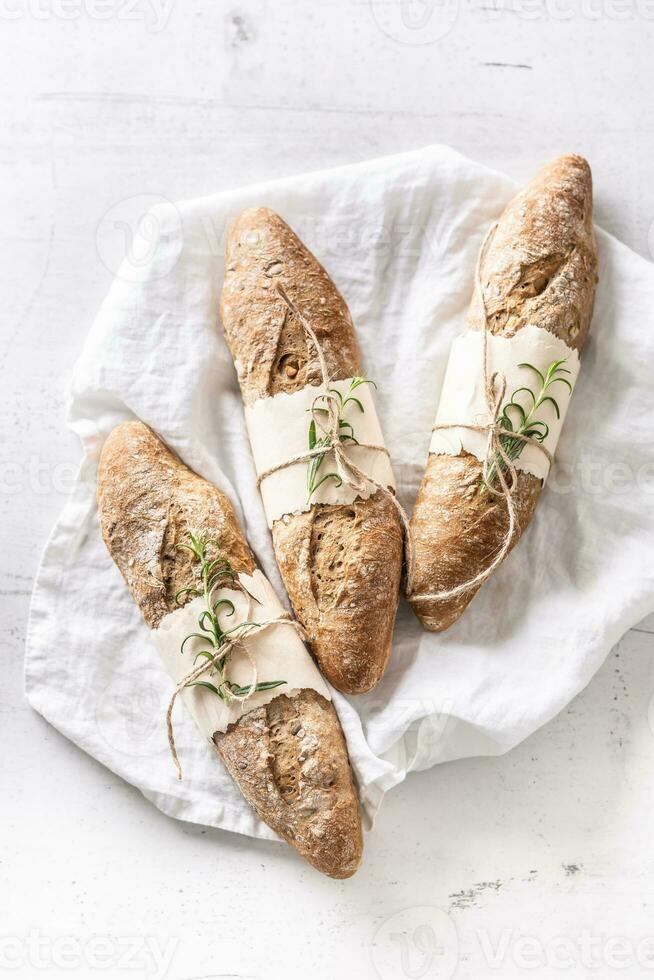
97,421,363,878
220,208,404,694
409,155,598,631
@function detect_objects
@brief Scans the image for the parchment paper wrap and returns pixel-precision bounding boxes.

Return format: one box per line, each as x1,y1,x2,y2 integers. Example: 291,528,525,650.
429,324,580,481
151,569,330,738
244,378,396,527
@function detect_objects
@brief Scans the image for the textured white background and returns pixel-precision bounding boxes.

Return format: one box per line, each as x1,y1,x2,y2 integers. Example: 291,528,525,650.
3,3,654,978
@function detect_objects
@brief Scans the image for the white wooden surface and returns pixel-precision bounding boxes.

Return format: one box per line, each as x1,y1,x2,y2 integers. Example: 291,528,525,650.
3,3,654,978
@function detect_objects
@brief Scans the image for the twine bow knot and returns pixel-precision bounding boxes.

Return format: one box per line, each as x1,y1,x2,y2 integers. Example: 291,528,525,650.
166,229,560,781
306,386,371,497
166,587,306,781
253,283,415,583
409,223,554,604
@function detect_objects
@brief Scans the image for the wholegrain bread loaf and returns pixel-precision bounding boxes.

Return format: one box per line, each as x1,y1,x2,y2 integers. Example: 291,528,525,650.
97,421,363,878
220,208,404,694
409,155,598,631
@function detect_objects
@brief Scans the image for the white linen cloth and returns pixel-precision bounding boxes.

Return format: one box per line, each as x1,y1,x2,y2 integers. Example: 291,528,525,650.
25,145,654,841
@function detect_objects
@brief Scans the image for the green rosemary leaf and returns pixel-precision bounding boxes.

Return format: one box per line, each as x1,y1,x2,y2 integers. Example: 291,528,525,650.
518,362,545,388
307,446,325,492
212,598,236,618
253,679,286,692
306,375,375,500
350,377,377,391
511,386,537,410
174,586,201,604
175,543,197,556
502,401,527,427
205,557,232,576
206,576,231,596
176,532,206,563
537,395,561,419
198,609,218,634
221,620,262,637
342,395,365,413
525,420,550,440
544,357,568,380
225,682,253,697
311,472,343,495
328,388,345,410
192,651,216,666
307,426,334,499
188,680,226,700
175,532,286,704
228,679,286,697
482,356,572,491
181,633,213,654
545,376,573,395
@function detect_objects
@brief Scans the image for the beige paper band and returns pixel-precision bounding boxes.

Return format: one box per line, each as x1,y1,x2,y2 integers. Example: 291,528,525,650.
152,569,330,745
244,378,396,527
429,324,580,481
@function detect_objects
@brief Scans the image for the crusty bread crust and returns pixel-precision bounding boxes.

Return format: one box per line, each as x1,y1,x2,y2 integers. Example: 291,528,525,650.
214,690,362,879
220,208,403,694
97,421,363,877
410,155,598,631
98,422,255,631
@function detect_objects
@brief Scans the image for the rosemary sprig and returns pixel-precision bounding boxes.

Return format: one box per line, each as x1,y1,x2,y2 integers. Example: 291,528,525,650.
306,377,376,501
175,533,285,702
483,357,573,489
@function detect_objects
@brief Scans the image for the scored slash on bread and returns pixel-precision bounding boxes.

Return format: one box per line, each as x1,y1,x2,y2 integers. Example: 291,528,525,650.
97,421,363,878
220,208,404,695
409,155,599,631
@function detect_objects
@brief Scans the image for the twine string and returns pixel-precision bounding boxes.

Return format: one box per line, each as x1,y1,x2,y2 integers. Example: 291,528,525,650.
250,246,554,616
258,283,414,586
408,223,554,604
165,583,306,780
